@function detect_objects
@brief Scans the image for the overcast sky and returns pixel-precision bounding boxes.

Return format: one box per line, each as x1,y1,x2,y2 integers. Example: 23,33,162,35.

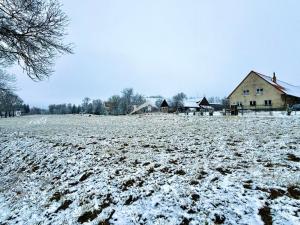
14,0,300,107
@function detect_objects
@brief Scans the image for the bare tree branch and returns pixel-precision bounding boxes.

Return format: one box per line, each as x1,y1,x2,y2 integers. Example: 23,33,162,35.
0,0,73,80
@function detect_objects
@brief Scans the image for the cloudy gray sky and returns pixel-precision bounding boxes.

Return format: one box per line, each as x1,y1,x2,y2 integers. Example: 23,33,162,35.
15,0,300,107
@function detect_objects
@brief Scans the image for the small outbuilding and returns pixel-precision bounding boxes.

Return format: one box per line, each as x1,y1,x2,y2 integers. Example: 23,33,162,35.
197,97,214,112
181,98,201,112
180,97,214,113
160,99,169,113
197,97,210,106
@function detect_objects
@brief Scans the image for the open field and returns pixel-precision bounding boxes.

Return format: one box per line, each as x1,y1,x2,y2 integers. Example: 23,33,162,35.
0,114,300,225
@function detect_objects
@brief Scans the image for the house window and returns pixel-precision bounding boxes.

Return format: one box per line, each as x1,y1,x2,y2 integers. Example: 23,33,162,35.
264,100,272,106
256,88,264,95
237,102,243,107
250,101,256,106
243,90,250,96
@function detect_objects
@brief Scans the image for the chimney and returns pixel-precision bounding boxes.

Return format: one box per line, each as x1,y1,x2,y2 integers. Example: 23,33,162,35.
272,72,277,83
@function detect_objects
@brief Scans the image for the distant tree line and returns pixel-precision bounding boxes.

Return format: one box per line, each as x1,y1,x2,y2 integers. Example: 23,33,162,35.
48,88,146,116
1,83,230,118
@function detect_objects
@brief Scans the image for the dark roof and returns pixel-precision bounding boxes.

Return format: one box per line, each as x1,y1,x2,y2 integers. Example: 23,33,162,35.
198,97,210,106
160,99,169,107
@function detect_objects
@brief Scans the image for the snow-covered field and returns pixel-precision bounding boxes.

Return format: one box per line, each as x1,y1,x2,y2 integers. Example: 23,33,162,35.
0,113,299,225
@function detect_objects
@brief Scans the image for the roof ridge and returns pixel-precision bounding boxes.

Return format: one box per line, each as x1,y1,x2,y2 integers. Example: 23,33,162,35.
254,71,300,88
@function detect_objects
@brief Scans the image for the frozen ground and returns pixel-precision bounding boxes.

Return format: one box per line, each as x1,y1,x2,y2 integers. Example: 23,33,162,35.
0,113,299,225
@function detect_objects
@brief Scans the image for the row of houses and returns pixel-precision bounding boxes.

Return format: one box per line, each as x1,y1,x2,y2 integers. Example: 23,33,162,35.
130,70,300,115
130,97,218,114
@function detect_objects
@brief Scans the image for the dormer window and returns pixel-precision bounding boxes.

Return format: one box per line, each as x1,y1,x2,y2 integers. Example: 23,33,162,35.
256,88,264,95
243,90,250,96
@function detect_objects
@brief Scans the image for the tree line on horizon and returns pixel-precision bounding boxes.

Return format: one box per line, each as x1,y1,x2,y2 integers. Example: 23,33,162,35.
0,81,228,118
46,88,228,116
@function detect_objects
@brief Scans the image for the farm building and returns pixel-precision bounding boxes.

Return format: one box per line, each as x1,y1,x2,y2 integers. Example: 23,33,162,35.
160,99,169,113
181,97,214,112
130,102,158,115
209,103,223,111
197,97,214,111
182,98,200,111
197,97,210,107
228,71,300,110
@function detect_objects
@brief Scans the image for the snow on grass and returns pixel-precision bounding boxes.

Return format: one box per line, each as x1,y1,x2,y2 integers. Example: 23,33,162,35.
0,113,299,225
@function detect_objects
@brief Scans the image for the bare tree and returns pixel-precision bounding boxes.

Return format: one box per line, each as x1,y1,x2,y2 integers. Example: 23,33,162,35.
120,88,133,114
107,95,121,115
82,97,90,113
0,69,15,91
132,93,145,106
0,89,23,117
0,0,73,80
0,68,26,118
92,99,106,115
172,92,187,110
